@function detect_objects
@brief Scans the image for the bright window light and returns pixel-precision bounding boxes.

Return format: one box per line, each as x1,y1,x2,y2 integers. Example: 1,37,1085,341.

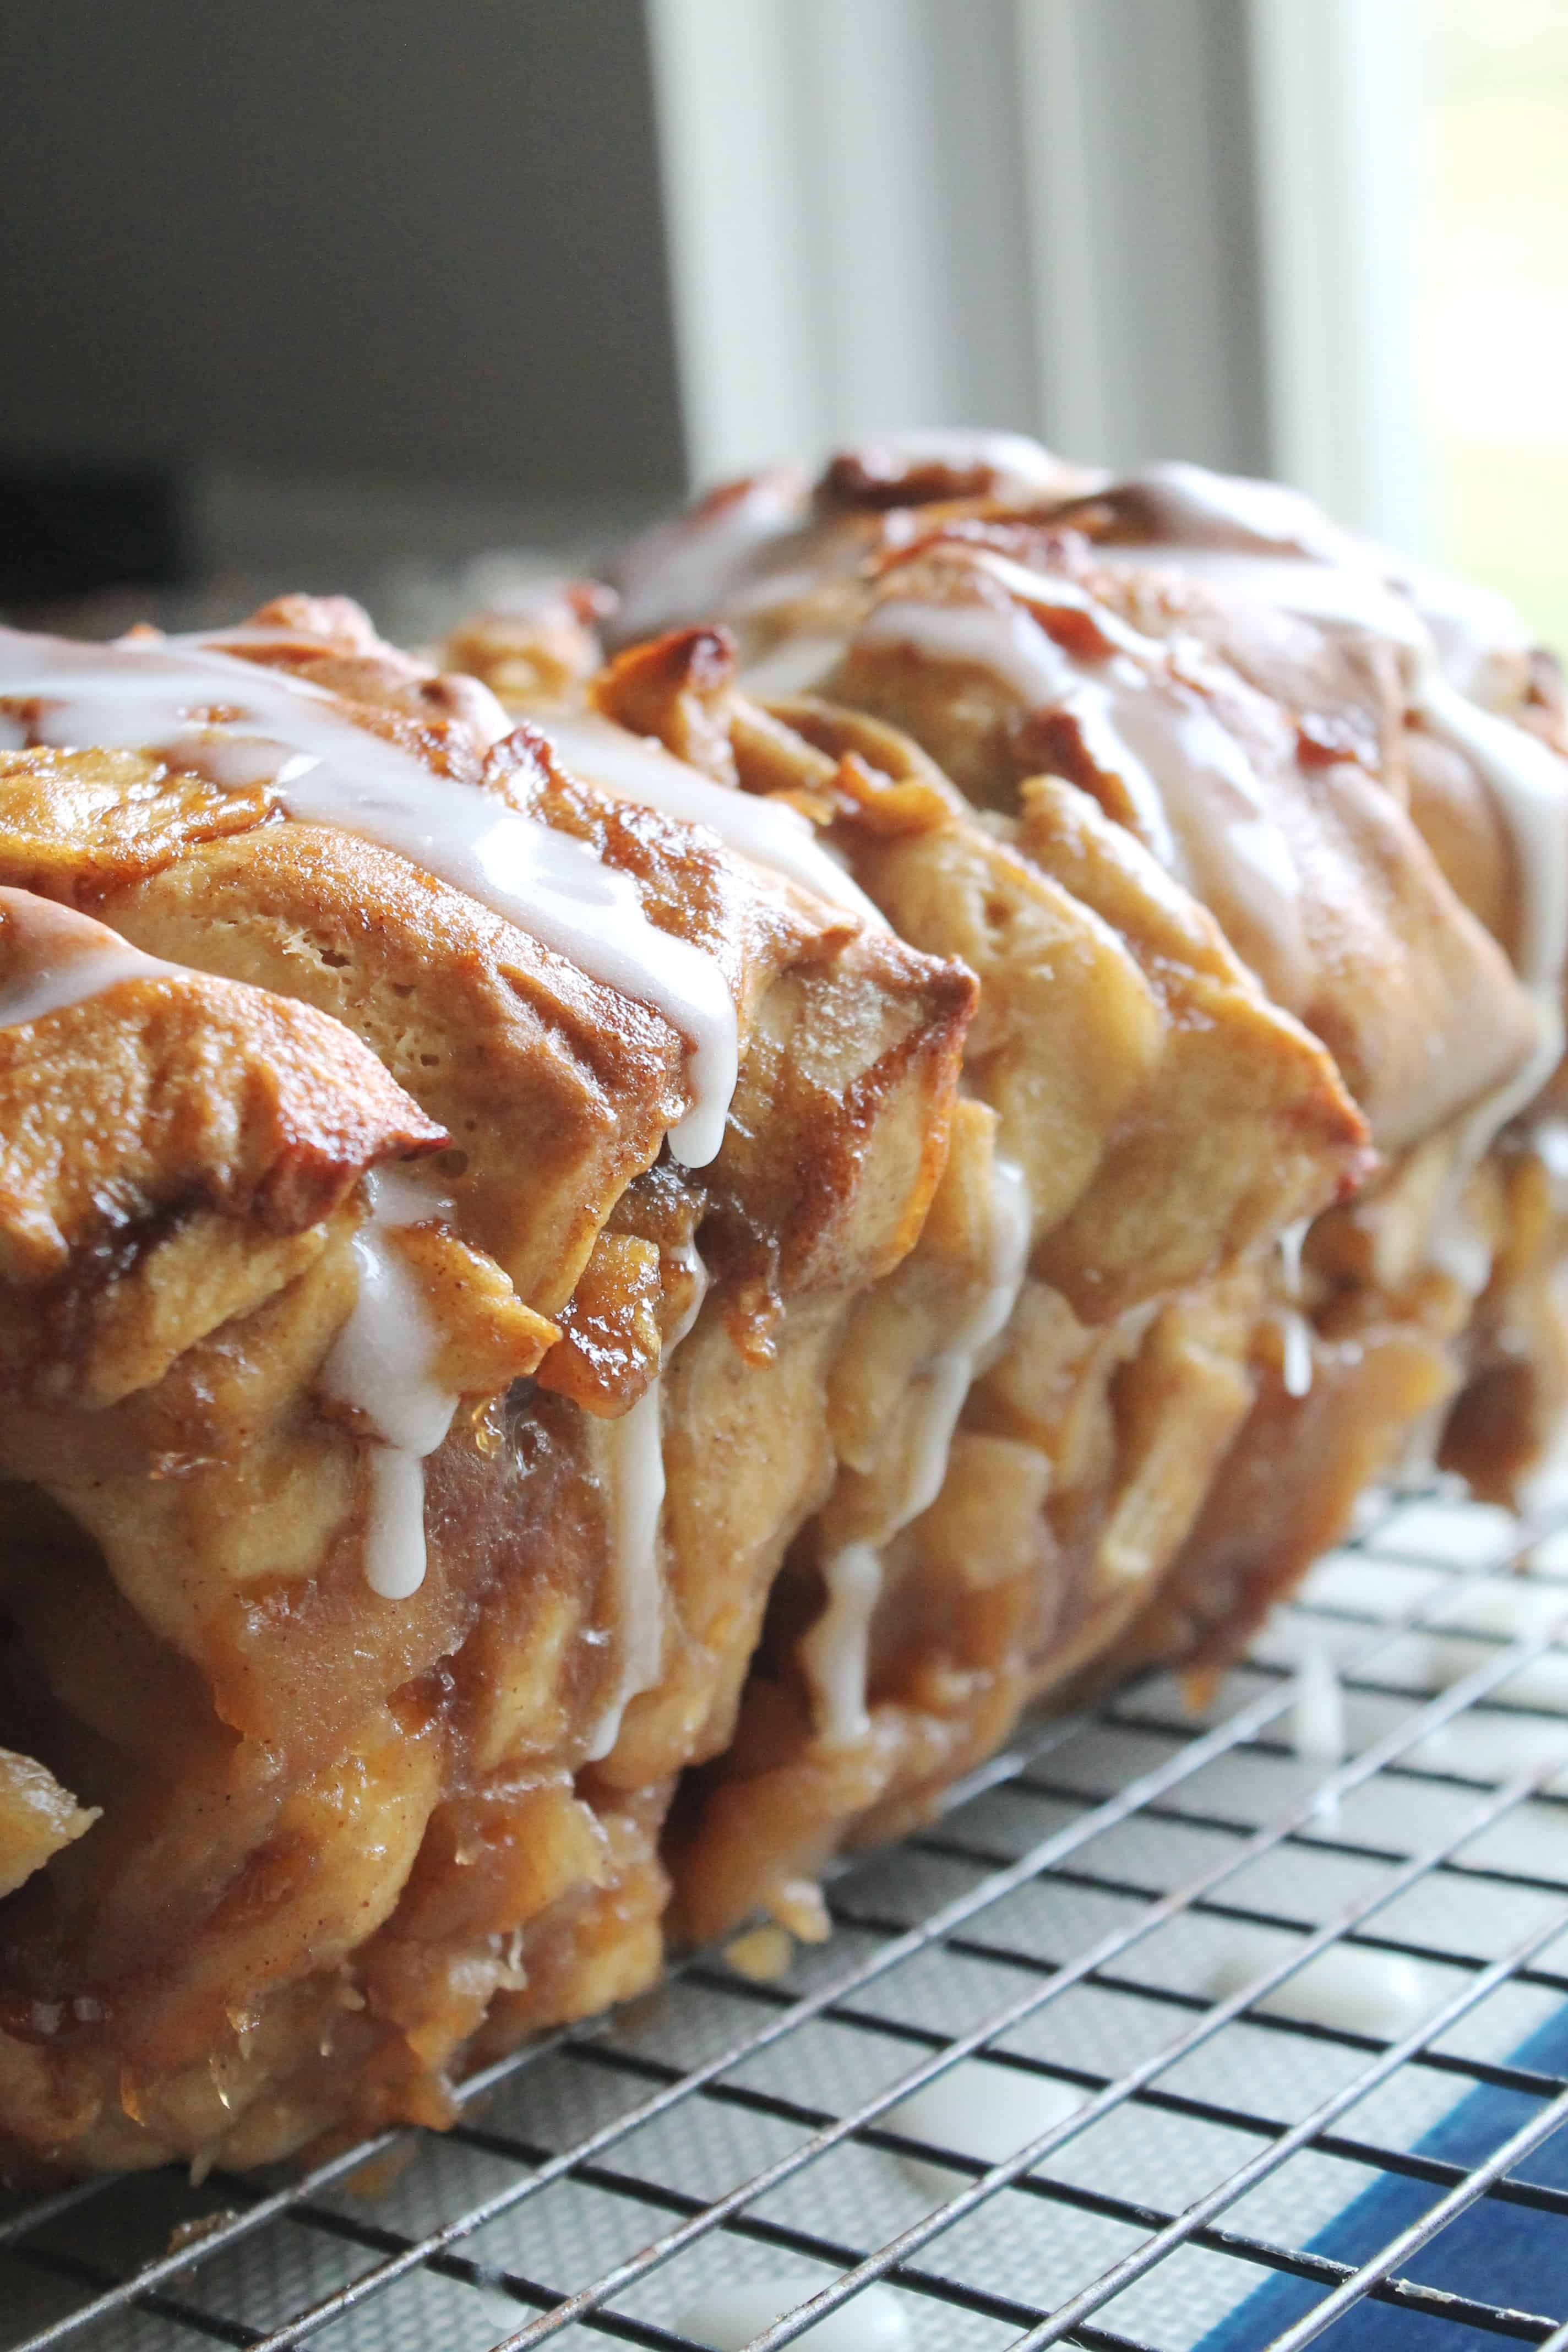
1419,0,1568,645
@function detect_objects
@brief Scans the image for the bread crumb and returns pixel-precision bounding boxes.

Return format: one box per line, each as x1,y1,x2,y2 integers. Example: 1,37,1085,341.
723,1924,794,1983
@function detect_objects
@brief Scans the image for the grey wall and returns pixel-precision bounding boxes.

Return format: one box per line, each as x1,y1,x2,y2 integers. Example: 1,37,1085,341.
0,2,685,504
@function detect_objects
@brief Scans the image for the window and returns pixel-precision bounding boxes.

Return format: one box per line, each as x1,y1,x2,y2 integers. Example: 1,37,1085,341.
648,0,1568,658
1419,0,1568,645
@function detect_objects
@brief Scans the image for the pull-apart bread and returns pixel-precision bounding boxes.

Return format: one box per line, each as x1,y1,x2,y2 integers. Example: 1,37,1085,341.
466,426,1556,1940
2,420,1564,2182
0,598,973,2173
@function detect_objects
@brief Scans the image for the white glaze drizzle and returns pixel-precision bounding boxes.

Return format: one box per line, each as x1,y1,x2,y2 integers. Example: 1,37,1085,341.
857,586,1313,1008
738,630,847,699
0,627,738,1167
1403,565,1537,705
318,1166,458,1600
0,889,172,1027
802,1155,1032,1746
859,594,1081,715
358,1449,433,1607
0,887,458,1603
1086,462,1538,704
1133,536,1568,1168
1107,460,1358,560
1427,1191,1495,1298
584,1379,667,1761
905,1155,1033,1515
535,712,881,921
1063,539,1436,652
798,1542,884,1751
1533,1116,1568,1212
1076,466,1568,1092
584,1239,710,1763
1273,1213,1315,1396
852,464,1568,1363
722,563,842,623
1107,669,1311,1009
885,458,1568,1163
1277,1217,1310,1301
1417,676,1568,1169
161,623,521,748
615,471,805,642
843,426,1077,504
1278,1311,1314,1401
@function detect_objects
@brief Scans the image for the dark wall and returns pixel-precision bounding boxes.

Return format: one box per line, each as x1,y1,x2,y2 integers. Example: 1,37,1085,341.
0,2,684,502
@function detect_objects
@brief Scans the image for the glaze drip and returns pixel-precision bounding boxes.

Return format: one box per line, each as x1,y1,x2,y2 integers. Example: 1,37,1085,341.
319,1167,459,1600
1275,1217,1315,1400
803,1153,1032,1747
863,463,1568,1163
585,1239,711,1763
0,885,456,1602
858,582,1312,1011
0,628,739,1167
1098,498,1568,1164
0,888,171,1028
536,712,880,921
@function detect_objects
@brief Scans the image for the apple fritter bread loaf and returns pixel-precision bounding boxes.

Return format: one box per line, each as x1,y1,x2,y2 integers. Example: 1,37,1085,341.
503,428,1560,1938
1,415,1564,2179
0,597,975,2174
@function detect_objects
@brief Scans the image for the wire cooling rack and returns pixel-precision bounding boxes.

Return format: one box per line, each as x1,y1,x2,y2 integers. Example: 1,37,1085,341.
7,1479,1568,2352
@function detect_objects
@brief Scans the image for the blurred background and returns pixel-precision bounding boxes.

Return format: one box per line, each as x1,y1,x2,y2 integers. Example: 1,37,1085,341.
3,0,1565,641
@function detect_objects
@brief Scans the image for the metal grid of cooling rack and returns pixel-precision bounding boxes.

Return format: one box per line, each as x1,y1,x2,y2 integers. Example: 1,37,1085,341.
7,1480,1568,2351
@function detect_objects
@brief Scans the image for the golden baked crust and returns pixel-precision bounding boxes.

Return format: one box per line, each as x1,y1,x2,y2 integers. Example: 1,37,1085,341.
585,440,1568,1938
5,423,1565,2172
0,596,974,2174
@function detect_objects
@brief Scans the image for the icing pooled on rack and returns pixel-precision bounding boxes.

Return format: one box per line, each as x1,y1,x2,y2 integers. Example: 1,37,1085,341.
318,1166,459,1600
0,627,738,1167
676,2274,911,2352
802,1154,1031,1746
883,2060,1086,2202
1206,1937,1431,2040
1410,1709,1568,1788
0,888,173,1028
535,712,881,921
